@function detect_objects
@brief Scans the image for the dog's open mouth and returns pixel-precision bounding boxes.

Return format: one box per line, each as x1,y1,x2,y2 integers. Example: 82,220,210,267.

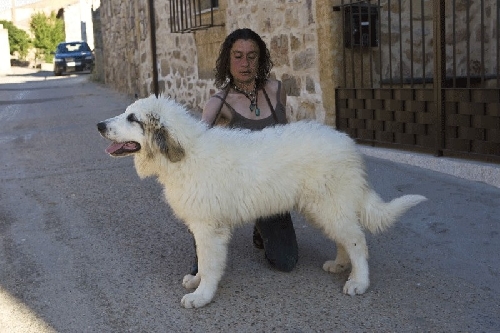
105,141,141,156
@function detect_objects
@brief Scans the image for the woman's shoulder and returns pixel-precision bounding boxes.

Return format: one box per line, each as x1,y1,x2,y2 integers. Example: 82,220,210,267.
205,95,221,108
204,90,227,111
264,78,280,88
211,89,228,99
205,90,228,105
263,79,281,94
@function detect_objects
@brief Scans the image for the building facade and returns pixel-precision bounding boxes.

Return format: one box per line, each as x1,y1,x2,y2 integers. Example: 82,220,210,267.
96,0,499,140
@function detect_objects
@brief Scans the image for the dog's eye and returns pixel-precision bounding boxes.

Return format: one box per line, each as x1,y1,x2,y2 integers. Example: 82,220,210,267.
127,113,139,123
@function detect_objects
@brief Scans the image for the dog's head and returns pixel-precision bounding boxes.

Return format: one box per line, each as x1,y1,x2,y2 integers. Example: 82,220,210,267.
97,95,186,176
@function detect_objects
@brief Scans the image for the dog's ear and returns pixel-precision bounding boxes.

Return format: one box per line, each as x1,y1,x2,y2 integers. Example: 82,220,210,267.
153,127,185,162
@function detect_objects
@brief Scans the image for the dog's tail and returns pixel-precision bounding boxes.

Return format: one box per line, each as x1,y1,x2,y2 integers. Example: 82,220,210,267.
360,190,427,234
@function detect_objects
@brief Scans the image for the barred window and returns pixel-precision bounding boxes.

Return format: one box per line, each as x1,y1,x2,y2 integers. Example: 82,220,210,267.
170,0,219,33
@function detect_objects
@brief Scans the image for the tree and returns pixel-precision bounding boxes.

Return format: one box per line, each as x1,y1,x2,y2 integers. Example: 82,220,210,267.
30,11,65,63
0,20,31,60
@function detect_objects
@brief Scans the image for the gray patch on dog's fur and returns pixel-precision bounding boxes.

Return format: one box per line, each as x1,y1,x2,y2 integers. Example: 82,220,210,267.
154,126,185,162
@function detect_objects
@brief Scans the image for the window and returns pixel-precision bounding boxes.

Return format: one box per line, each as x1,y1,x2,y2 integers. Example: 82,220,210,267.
170,0,219,33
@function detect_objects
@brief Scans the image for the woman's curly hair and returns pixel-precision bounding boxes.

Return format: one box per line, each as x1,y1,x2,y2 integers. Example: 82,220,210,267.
214,28,273,90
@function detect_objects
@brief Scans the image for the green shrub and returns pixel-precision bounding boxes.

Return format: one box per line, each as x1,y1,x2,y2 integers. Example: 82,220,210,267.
0,20,31,60
30,11,65,63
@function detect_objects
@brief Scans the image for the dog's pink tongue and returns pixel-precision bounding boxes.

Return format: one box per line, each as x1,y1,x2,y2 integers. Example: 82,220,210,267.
106,143,126,154
105,142,140,155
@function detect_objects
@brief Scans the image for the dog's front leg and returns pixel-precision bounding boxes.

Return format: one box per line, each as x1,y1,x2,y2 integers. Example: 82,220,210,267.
181,225,231,308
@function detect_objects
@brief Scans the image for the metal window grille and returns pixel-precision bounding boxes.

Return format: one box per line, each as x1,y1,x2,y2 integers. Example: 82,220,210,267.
170,0,219,33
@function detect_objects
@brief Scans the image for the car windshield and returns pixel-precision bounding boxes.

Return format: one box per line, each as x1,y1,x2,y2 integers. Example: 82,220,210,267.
57,43,91,53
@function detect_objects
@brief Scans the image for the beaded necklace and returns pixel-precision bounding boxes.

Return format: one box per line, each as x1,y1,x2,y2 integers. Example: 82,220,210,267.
233,84,260,116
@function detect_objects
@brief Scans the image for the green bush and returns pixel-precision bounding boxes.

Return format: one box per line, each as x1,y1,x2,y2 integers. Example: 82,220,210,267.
0,20,31,60
30,11,65,63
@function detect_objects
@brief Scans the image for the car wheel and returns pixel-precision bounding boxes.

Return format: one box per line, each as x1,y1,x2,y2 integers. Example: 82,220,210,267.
54,71,62,76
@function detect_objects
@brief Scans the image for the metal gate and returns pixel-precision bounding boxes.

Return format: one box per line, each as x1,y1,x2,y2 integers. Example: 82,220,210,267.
335,0,500,163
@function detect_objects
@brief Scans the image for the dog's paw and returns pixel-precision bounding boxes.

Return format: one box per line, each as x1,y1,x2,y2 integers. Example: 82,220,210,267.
323,260,351,273
181,292,212,308
182,274,201,290
343,278,369,296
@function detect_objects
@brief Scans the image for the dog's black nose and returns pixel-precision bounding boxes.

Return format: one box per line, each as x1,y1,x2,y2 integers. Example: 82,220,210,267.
97,121,107,133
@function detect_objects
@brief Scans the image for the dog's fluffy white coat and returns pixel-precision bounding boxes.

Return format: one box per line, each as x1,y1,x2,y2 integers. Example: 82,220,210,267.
98,95,426,308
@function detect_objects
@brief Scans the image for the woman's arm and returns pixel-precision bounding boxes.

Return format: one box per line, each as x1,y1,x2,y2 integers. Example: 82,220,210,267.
201,97,224,125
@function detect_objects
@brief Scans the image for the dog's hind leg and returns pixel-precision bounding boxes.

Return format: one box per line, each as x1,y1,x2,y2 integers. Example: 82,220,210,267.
339,234,369,295
323,243,351,273
182,237,201,290
320,211,370,296
180,225,231,308
182,272,201,290
337,224,369,295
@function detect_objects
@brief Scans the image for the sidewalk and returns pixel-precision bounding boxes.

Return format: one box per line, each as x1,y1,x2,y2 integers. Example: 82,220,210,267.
360,146,500,189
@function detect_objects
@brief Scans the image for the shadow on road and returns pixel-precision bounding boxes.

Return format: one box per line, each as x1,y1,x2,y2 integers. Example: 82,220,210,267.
6,69,54,78
1,66,94,88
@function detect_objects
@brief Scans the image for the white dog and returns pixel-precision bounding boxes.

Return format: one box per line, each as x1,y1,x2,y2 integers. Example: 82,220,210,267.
97,95,426,308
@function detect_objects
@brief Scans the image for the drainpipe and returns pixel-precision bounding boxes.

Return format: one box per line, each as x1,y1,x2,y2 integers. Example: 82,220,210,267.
148,0,159,97
433,0,445,156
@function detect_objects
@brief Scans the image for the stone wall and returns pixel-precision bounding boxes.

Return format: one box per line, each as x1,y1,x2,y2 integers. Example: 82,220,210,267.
100,0,152,96
91,6,104,82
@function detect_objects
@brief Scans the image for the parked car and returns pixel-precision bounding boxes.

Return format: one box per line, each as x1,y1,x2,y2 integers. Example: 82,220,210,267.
53,41,94,76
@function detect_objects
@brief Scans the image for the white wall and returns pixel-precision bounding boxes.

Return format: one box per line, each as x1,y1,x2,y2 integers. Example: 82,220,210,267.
0,24,11,75
64,0,97,49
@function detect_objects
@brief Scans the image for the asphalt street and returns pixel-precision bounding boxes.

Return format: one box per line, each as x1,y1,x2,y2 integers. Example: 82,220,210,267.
0,67,499,332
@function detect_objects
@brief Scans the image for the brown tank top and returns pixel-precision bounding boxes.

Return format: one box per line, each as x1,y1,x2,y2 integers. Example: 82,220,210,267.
213,81,287,131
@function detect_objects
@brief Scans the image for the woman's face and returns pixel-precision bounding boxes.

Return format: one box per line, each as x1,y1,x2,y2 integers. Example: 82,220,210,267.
229,39,259,86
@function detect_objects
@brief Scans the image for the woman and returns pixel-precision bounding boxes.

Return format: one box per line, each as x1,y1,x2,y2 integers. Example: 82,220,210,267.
190,28,298,275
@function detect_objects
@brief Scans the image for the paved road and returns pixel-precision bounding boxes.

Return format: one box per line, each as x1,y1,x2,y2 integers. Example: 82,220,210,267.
1,68,499,332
